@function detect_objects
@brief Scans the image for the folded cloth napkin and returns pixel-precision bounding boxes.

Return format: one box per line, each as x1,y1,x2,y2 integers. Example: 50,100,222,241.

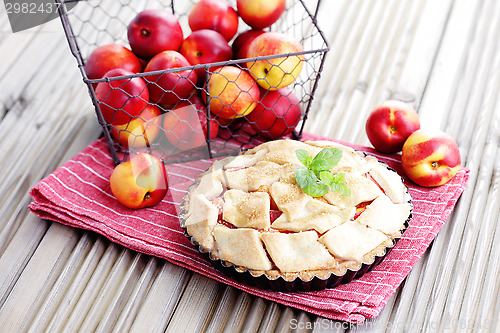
29,134,469,323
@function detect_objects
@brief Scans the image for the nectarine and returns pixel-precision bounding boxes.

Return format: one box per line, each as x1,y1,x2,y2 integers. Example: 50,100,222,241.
231,29,265,59
180,29,233,84
246,32,304,90
202,66,260,119
95,68,149,125
246,88,302,139
127,9,184,60
85,44,143,81
237,0,286,30
144,50,197,106
110,104,161,148
188,0,239,41
366,100,420,153
401,129,461,187
110,153,168,209
162,102,208,151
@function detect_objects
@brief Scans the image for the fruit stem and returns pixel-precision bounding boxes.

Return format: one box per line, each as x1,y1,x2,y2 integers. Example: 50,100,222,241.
431,161,439,169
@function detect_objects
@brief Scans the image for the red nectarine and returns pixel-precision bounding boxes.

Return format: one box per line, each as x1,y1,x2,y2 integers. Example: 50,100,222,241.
188,0,239,41
246,88,302,139
85,44,143,81
365,100,421,153
144,50,197,106
401,129,461,187
95,68,149,125
110,153,168,209
231,29,265,59
127,9,184,60
162,102,208,151
180,29,233,84
202,66,260,119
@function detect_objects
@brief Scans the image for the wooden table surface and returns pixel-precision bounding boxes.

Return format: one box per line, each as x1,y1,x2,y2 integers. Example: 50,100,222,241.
0,0,499,331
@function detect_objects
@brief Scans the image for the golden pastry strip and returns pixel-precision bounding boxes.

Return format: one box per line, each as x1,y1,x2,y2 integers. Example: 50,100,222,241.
271,198,355,234
356,195,412,235
261,231,336,272
213,226,273,271
222,189,271,229
319,220,389,262
323,172,383,208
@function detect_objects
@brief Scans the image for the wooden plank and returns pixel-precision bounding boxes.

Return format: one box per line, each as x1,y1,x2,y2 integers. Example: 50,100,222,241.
472,164,500,331
0,213,49,309
220,291,254,332
0,109,98,252
40,235,109,332
418,0,483,130
205,286,241,333
164,274,224,332
128,262,191,333
59,242,124,332
97,255,161,333
0,223,81,331
26,232,104,332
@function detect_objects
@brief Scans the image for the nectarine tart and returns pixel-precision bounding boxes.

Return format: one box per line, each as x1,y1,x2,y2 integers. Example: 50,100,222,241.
180,139,412,291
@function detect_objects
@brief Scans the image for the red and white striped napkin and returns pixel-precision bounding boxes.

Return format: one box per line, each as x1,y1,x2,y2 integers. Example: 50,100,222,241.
29,134,469,323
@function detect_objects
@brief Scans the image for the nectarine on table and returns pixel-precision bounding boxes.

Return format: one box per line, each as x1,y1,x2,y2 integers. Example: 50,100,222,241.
401,129,461,187
365,100,420,153
110,153,168,209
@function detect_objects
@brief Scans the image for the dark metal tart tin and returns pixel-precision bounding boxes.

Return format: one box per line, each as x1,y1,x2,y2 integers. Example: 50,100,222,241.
179,152,413,292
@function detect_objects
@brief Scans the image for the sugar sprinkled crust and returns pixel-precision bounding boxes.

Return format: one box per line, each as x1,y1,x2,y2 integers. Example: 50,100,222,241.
181,139,412,283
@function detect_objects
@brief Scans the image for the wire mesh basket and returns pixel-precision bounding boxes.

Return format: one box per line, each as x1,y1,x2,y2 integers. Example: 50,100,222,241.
57,0,330,165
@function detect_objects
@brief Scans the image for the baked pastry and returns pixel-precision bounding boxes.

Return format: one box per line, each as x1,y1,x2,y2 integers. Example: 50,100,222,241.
180,139,412,291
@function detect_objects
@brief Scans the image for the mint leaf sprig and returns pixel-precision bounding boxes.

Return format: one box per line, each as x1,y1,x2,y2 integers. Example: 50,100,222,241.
294,148,351,197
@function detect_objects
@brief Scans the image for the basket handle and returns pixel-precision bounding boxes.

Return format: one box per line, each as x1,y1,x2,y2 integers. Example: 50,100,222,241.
300,0,323,24
313,0,323,23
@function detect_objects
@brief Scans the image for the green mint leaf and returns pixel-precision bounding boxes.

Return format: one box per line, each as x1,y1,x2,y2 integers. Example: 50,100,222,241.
309,158,332,173
295,149,311,167
295,166,316,189
294,147,350,198
303,181,330,197
334,182,351,196
319,170,335,186
311,147,343,170
330,172,351,196
332,172,345,183
339,183,351,196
